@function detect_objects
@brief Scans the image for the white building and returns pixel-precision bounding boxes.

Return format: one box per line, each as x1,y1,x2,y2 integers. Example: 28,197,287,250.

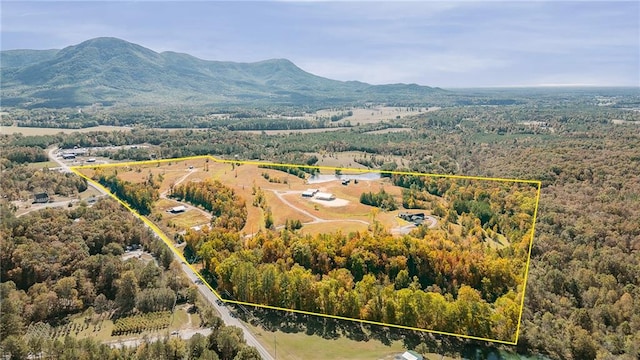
401,351,423,360
315,192,335,201
169,205,187,213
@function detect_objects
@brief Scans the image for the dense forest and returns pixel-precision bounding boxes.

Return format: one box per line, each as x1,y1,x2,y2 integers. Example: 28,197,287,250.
0,166,88,201
0,197,260,359
95,172,160,215
187,227,523,342
2,90,639,358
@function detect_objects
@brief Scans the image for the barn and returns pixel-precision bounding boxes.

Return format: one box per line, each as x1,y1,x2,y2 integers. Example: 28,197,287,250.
301,189,319,197
169,205,187,213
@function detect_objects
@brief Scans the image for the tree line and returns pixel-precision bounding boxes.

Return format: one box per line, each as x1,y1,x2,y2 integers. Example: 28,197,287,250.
171,179,247,232
96,172,159,215
359,188,398,210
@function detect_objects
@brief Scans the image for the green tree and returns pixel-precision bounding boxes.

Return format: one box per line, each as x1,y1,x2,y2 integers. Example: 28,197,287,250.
115,270,139,314
233,346,262,360
571,328,597,360
216,326,245,360
187,333,207,360
1,335,29,360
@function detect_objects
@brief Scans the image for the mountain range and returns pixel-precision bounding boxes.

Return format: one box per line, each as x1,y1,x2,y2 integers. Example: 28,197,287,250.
1,37,443,108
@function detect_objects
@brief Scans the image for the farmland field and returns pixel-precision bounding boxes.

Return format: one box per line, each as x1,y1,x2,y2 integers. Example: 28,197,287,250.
0,125,133,135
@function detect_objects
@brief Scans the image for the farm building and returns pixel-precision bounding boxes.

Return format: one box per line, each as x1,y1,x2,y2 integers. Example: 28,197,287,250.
33,192,49,204
398,212,425,222
400,351,423,360
302,189,319,197
169,205,187,213
315,192,336,201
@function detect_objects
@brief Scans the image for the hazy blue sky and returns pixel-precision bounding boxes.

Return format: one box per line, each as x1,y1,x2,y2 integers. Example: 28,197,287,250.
2,1,638,87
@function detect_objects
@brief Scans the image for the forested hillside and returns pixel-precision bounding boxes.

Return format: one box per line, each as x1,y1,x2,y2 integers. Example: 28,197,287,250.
1,37,443,108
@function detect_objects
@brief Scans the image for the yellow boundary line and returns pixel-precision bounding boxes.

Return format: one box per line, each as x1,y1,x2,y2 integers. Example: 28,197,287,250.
71,155,541,346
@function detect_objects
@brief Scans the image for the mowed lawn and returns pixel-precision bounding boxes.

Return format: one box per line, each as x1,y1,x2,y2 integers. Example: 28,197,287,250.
298,221,368,237
167,210,210,230
247,323,407,360
25,161,59,169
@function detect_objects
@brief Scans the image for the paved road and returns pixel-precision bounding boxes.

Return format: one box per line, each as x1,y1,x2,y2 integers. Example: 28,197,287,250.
181,263,274,360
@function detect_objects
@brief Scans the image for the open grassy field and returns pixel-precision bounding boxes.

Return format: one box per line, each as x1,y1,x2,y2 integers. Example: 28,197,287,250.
78,186,103,200
245,322,456,360
0,125,132,136
307,106,440,125
364,127,415,134
306,151,410,170
247,322,405,360
299,221,369,237
167,209,211,230
263,191,314,228
236,127,350,135
25,161,59,169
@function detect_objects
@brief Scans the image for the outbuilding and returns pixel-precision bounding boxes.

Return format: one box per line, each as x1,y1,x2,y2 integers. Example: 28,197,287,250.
302,189,319,197
169,205,187,213
401,350,423,360
33,192,49,204
315,192,335,201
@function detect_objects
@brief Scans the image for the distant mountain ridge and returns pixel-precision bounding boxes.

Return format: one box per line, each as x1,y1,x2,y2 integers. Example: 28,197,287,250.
1,37,443,108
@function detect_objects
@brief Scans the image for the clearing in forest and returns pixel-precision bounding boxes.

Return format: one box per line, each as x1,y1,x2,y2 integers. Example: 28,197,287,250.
71,155,541,345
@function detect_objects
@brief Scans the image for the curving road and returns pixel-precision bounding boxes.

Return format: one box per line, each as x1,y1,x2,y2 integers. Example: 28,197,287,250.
269,189,369,226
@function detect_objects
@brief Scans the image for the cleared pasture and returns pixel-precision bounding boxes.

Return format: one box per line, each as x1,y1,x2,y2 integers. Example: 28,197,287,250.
308,106,440,125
